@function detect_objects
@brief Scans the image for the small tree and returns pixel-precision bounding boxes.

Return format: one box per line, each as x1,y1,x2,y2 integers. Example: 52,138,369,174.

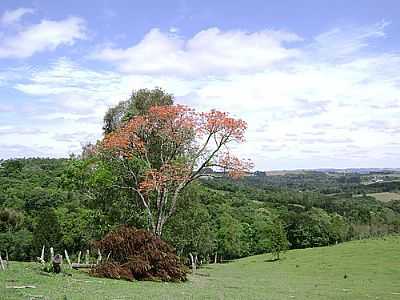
269,221,288,260
32,209,63,255
163,185,216,261
253,213,288,260
216,212,248,260
100,104,252,236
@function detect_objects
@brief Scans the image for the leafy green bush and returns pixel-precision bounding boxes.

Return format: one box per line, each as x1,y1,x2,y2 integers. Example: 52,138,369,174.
0,229,33,260
32,209,63,255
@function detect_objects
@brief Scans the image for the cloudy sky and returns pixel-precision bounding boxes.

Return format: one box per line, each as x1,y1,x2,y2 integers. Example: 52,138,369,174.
0,0,399,170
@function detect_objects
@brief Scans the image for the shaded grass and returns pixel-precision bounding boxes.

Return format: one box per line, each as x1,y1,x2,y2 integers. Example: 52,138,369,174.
1,236,399,299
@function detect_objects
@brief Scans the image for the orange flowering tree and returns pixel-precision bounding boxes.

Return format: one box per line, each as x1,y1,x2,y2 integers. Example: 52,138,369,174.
100,104,252,236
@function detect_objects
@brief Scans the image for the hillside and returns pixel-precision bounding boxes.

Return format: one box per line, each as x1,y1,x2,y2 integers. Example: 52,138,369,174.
1,158,400,265
1,236,399,300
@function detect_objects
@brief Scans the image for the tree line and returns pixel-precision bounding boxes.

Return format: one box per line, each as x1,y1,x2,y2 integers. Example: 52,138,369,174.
1,88,399,263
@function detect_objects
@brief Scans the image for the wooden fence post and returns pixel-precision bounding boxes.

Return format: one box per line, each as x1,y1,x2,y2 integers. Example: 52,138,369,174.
41,246,45,261
96,249,102,265
5,250,9,268
64,250,72,269
85,250,89,265
37,245,45,264
189,253,196,274
50,247,54,262
0,254,5,271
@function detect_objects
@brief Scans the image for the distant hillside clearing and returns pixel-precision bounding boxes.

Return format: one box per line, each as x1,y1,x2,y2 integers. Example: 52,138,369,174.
368,192,400,202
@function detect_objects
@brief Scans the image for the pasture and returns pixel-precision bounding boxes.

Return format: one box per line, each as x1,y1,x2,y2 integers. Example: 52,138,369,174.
368,192,400,202
1,236,399,300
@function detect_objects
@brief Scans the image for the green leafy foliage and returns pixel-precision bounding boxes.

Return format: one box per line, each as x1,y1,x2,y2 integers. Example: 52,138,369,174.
163,185,216,259
103,87,173,134
0,229,33,260
32,209,63,255
0,157,399,263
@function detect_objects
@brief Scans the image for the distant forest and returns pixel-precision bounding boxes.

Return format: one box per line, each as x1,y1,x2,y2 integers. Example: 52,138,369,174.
1,158,399,262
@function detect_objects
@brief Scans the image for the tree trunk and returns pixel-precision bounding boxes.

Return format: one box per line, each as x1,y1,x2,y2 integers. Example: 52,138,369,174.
155,222,163,237
214,252,217,264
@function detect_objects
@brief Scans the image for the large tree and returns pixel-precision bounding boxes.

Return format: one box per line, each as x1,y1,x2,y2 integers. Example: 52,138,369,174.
103,88,173,134
99,102,251,236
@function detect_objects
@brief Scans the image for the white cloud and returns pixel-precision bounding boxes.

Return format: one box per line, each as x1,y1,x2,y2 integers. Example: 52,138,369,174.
1,7,34,25
14,57,196,107
0,16,87,58
3,23,400,169
0,144,53,159
93,27,302,76
310,21,389,60
8,58,199,157
0,126,44,135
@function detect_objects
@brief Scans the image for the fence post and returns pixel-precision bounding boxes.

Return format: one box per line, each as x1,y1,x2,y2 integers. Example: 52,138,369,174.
0,254,5,271
96,249,102,265
85,250,89,265
5,250,9,268
64,250,72,269
50,247,54,262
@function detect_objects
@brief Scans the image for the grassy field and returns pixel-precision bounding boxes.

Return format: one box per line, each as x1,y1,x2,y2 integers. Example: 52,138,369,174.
1,236,399,300
368,192,400,202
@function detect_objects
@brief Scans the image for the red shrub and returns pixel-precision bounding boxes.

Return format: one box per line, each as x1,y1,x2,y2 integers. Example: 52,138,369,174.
90,226,188,282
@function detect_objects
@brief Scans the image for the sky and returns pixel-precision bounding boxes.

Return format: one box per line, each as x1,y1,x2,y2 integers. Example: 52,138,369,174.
0,0,399,170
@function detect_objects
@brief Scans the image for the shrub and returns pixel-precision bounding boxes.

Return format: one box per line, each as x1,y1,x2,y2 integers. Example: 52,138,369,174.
0,229,33,260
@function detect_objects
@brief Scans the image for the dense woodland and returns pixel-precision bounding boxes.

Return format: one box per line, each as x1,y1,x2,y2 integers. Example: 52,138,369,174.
1,157,399,262
1,89,399,265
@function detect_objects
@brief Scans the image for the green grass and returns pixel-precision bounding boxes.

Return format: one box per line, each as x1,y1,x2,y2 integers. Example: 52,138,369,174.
1,236,400,300
367,192,400,202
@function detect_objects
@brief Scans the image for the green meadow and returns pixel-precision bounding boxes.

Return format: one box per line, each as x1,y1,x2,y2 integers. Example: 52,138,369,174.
1,236,399,300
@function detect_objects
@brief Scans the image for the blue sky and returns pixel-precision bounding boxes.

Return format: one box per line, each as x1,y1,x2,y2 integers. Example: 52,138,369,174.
0,0,399,170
